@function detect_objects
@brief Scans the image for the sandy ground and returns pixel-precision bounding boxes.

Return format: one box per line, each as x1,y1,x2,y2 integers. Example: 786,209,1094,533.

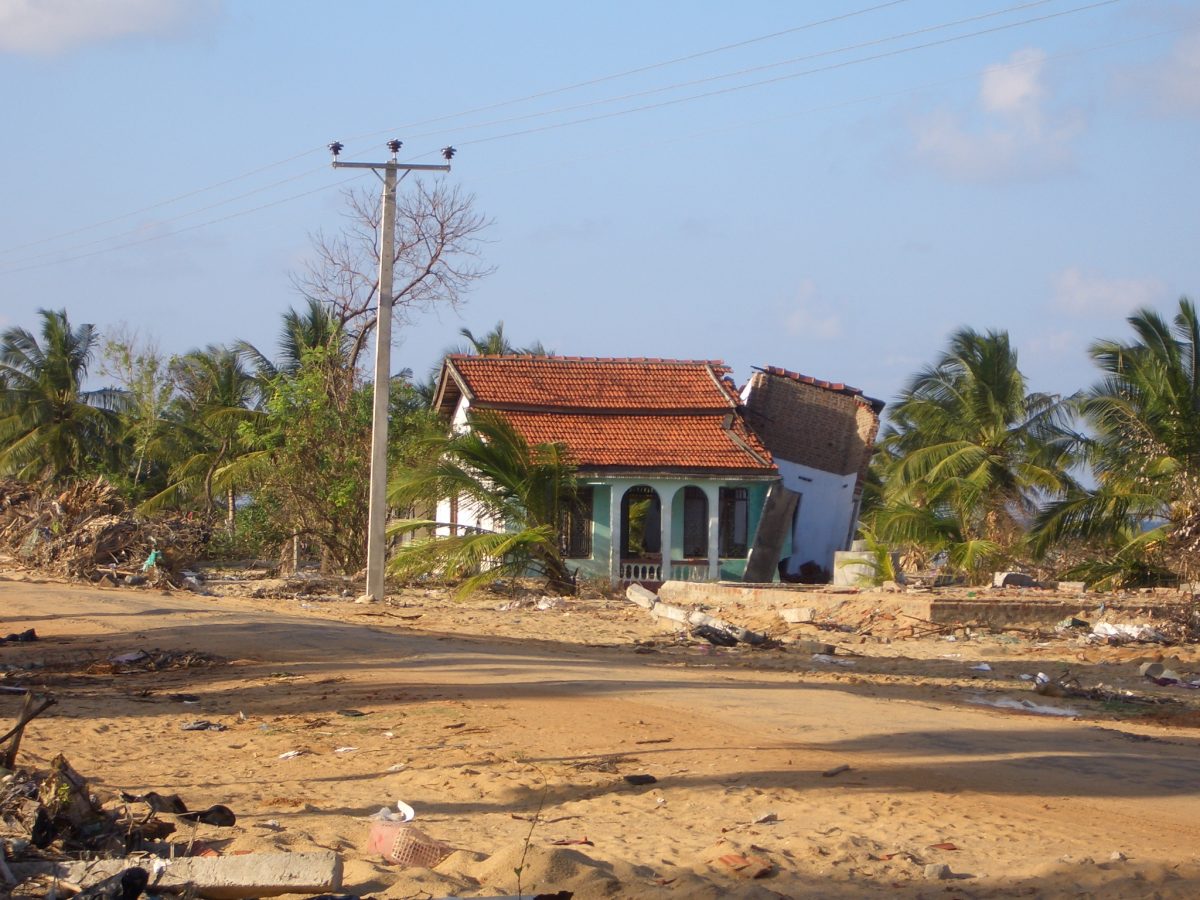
2,570,1199,899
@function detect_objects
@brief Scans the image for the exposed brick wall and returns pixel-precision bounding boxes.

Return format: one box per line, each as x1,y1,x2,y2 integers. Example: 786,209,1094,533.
854,402,881,490
742,371,879,478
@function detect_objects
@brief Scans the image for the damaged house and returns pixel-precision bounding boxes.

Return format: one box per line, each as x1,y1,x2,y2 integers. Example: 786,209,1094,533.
432,355,881,586
740,367,884,582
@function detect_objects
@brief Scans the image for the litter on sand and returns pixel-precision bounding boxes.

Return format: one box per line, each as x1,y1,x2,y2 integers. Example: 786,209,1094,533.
968,695,1080,717
370,800,416,823
179,720,226,732
1090,622,1168,644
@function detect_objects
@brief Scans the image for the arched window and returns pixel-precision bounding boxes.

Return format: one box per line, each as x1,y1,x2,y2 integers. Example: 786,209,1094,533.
621,485,661,557
719,487,749,558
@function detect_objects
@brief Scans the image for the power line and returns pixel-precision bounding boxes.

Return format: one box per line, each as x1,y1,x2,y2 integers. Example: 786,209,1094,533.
0,0,1104,269
486,23,1187,180
451,0,1122,149
0,147,326,259
0,0,1150,276
0,0,909,259
346,0,916,144
402,0,1062,143
6,162,339,268
0,174,368,276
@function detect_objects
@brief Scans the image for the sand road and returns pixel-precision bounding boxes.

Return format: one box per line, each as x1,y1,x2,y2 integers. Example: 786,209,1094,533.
1,577,1198,898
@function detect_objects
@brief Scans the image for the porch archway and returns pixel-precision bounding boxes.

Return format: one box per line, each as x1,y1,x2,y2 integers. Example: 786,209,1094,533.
620,484,661,559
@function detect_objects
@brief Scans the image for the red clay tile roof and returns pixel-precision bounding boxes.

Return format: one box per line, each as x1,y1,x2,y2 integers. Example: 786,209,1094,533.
501,411,774,473
447,355,737,411
440,356,775,474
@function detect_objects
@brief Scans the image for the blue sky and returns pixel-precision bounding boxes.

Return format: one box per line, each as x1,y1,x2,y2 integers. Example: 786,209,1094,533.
1,0,1197,407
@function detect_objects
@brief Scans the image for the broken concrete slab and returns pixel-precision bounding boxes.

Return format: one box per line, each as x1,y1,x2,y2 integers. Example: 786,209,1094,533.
742,484,800,583
779,607,816,624
625,583,658,609
12,850,342,899
686,610,764,645
651,603,689,624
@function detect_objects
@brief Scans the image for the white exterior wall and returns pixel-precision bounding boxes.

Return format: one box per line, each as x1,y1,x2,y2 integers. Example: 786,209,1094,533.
450,395,471,432
434,394,500,537
774,458,858,576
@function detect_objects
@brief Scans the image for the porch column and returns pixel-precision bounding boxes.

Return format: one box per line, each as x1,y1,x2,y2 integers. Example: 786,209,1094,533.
609,482,626,586
704,484,721,581
658,485,677,582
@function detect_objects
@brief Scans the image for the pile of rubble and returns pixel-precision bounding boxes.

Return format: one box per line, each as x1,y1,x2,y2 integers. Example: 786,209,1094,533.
0,479,210,587
0,693,341,899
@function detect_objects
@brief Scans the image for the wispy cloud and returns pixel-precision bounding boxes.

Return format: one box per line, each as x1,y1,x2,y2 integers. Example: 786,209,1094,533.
1026,328,1077,356
1052,266,1166,316
913,48,1083,182
1118,31,1200,118
0,0,218,55
784,279,841,340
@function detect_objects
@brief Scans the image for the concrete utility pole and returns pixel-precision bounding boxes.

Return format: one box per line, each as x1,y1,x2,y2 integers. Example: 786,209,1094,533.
330,140,451,602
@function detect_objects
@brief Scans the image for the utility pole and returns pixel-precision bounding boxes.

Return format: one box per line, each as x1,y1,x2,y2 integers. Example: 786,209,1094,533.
330,140,452,602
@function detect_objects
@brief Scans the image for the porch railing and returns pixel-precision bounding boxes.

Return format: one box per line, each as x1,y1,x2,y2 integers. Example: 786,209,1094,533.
619,560,662,584
668,561,711,582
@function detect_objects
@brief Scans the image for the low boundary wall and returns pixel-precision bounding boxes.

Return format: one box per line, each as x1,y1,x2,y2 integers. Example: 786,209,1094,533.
656,581,1190,628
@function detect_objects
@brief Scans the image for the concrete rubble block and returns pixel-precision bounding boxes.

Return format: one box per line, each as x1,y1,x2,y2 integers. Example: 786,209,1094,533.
923,863,951,880
682,610,763,644
625,583,658,609
992,571,1037,588
12,851,342,900
779,607,816,624
727,625,764,645
651,603,689,624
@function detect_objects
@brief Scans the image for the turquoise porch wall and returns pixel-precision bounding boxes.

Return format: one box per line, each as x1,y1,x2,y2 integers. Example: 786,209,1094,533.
567,484,611,582
565,478,776,583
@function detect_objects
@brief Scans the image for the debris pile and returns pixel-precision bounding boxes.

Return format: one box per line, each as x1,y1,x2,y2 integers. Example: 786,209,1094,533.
0,754,183,859
1160,591,1200,644
0,478,210,586
0,691,343,899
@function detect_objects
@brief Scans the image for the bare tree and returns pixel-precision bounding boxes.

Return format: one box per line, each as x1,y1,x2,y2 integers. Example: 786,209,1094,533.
294,179,493,371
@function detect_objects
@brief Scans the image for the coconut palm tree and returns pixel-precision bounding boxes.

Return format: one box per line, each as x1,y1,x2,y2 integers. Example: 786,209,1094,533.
236,297,350,385
386,411,581,595
413,321,551,407
868,328,1078,578
0,309,123,481
1033,297,1200,585
140,345,260,528
457,321,551,357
